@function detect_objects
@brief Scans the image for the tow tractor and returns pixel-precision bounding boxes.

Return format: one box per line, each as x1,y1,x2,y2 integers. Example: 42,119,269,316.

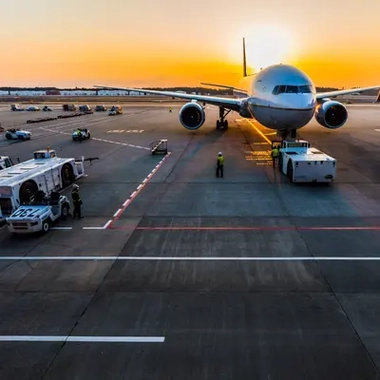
150,139,168,155
72,128,91,141
108,106,123,115
5,128,31,140
6,190,71,234
273,139,336,183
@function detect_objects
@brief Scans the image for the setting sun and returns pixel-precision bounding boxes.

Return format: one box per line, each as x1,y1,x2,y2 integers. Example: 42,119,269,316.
244,25,298,71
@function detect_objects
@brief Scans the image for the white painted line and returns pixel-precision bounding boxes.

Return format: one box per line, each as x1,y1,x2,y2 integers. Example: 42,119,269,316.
103,220,112,229
137,184,143,190
0,335,165,343
142,178,148,183
375,129,380,132
51,227,72,230
3,256,380,261
130,191,137,198
113,209,122,218
122,199,131,207
82,227,105,230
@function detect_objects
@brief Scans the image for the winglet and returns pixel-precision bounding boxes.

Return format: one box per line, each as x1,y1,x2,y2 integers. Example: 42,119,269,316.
243,37,247,77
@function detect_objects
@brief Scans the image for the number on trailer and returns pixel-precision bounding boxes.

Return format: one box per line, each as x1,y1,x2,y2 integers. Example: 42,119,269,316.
13,208,40,218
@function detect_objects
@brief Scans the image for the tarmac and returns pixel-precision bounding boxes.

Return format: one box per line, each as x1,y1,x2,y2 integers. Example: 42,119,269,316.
1,101,380,379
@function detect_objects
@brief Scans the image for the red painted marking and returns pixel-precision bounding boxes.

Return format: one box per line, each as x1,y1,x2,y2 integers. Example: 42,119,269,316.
106,153,171,229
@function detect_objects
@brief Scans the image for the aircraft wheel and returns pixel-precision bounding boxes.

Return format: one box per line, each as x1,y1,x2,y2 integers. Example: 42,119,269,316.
287,160,294,183
61,203,70,218
278,154,283,172
216,120,220,129
42,219,51,233
224,120,228,129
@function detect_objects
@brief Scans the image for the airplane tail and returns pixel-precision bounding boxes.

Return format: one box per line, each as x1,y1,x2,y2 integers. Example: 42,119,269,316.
243,37,247,77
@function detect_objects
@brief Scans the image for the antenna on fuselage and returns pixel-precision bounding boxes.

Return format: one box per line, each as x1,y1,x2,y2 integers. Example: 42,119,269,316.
243,38,247,77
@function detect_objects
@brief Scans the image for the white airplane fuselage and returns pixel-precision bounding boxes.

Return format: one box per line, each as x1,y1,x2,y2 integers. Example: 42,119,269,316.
236,64,317,130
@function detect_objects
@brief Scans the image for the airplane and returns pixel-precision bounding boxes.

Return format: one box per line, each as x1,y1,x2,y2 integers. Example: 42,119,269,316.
95,38,380,140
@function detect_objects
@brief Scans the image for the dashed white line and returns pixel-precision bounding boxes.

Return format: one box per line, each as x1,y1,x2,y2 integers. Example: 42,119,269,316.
51,227,72,230
82,227,106,230
0,335,165,343
106,152,172,228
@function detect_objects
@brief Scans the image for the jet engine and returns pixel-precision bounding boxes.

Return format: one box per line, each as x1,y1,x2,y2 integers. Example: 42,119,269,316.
179,102,205,130
314,100,348,129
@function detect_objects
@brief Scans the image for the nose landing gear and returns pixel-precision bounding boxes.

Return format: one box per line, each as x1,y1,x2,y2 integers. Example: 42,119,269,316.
280,128,297,140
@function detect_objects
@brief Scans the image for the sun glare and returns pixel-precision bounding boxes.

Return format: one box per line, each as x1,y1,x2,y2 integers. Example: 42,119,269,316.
237,25,297,72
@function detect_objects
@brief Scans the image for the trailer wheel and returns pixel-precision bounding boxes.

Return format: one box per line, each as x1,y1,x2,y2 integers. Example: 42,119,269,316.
42,219,51,233
61,203,70,218
287,160,294,183
5,133,12,140
19,180,38,204
62,163,75,187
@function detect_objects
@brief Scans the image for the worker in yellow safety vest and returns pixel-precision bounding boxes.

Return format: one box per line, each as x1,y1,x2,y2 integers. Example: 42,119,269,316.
216,152,224,178
271,147,280,168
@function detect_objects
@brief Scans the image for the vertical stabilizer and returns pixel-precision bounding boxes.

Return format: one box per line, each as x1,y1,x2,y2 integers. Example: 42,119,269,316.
243,37,247,77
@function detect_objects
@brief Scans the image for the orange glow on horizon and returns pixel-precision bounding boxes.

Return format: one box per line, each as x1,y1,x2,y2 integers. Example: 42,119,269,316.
1,0,380,89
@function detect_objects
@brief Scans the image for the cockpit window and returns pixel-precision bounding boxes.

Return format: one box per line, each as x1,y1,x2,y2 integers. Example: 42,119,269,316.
272,85,313,95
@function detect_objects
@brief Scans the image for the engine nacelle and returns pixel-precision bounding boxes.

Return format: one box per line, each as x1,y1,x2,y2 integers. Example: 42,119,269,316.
314,100,348,129
179,102,205,130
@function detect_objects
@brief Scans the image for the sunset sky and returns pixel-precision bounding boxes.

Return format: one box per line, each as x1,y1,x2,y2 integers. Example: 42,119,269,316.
1,0,380,88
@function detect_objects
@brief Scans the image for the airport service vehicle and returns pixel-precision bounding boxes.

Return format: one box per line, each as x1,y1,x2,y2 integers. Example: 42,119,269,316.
72,128,91,141
108,106,122,115
95,105,107,111
5,128,31,140
62,104,76,111
96,38,380,138
6,192,71,234
27,106,40,111
11,104,24,111
79,105,92,113
273,139,336,183
42,106,52,111
0,156,13,170
0,148,85,221
150,139,168,155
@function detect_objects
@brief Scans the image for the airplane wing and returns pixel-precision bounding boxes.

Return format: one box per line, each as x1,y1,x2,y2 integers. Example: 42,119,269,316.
94,85,242,111
200,82,248,93
316,85,380,100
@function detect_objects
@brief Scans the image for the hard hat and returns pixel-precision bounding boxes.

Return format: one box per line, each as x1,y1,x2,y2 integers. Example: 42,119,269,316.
218,152,222,155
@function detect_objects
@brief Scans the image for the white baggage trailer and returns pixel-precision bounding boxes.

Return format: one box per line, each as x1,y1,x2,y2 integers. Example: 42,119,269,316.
273,139,336,183
0,148,84,220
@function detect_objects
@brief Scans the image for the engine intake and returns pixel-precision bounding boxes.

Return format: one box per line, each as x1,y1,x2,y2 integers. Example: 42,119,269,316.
179,102,205,130
315,100,348,129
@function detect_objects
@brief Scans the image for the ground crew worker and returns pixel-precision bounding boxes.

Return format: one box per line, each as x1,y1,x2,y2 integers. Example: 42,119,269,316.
216,152,224,178
271,146,280,168
77,128,82,143
71,184,83,219
169,107,172,113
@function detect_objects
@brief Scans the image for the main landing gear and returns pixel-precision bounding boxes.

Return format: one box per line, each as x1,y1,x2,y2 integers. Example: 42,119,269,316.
280,129,297,140
216,107,231,130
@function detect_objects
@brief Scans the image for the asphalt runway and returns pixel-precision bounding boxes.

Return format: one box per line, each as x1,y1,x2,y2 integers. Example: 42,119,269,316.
1,102,380,379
